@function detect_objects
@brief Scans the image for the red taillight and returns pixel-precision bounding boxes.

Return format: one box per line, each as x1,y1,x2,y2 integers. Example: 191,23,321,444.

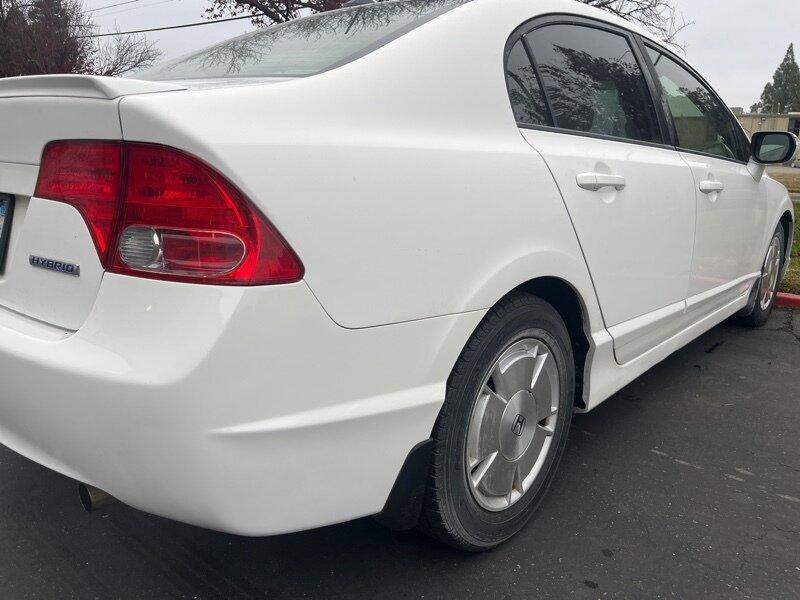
34,141,122,257
34,141,303,285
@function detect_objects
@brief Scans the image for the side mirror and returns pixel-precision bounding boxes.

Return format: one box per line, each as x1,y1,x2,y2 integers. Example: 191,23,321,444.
751,131,799,165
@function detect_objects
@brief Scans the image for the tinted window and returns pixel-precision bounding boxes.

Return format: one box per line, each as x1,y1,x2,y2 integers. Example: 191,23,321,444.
647,48,747,161
505,40,551,126
140,0,469,80
526,24,661,143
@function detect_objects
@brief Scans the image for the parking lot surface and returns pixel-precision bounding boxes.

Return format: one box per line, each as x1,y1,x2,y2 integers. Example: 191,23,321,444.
1,310,799,599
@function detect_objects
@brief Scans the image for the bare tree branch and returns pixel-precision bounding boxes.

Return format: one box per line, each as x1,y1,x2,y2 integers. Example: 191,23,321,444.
91,31,162,77
582,0,690,43
0,0,162,78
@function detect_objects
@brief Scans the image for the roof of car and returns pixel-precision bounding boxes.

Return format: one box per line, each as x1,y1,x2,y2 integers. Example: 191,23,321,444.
470,0,672,48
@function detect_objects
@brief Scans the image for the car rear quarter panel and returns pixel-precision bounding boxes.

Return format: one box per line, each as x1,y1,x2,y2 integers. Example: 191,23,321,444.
118,0,604,333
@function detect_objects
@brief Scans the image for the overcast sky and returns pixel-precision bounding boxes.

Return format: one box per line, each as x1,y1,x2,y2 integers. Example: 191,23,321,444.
83,0,798,110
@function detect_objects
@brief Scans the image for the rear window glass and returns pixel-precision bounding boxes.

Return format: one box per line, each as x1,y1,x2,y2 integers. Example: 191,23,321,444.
140,0,469,81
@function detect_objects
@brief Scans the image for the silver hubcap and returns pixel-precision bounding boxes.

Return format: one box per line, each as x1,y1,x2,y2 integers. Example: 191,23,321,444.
759,235,782,311
465,338,560,512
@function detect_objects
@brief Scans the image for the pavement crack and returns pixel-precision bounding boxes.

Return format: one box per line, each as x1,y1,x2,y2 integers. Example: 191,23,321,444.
777,460,800,473
777,494,800,504
779,310,800,345
774,525,800,535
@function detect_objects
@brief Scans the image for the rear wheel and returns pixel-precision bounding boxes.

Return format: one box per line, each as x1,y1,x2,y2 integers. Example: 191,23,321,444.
738,226,785,328
420,293,574,551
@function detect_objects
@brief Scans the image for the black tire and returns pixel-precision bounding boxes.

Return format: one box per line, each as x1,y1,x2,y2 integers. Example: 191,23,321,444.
419,292,574,551
738,225,786,328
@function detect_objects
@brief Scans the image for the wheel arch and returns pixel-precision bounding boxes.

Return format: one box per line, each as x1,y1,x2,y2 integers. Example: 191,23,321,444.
460,275,595,410
512,277,592,409
378,276,594,530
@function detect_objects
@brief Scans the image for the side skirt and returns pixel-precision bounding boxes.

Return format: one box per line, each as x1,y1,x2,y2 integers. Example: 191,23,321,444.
608,273,758,366
581,286,751,412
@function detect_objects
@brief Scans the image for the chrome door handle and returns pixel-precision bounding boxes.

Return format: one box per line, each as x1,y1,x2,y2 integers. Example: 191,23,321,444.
576,173,627,191
699,180,724,194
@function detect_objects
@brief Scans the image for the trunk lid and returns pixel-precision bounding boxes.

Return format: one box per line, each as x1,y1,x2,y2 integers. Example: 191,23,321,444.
0,75,184,331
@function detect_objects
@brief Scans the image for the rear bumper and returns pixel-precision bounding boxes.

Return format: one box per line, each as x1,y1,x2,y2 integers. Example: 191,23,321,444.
0,274,483,535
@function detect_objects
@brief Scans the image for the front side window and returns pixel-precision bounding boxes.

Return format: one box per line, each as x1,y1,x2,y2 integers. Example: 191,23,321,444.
140,0,469,80
505,40,551,126
647,48,747,161
525,24,662,143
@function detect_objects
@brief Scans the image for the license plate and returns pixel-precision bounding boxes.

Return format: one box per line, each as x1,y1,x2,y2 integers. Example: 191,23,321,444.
0,194,14,272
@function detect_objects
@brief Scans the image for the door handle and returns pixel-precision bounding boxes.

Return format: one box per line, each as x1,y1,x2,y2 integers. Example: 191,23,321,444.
699,180,724,194
576,173,627,191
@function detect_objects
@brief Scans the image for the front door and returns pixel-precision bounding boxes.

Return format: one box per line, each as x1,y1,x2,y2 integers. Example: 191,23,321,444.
646,48,767,313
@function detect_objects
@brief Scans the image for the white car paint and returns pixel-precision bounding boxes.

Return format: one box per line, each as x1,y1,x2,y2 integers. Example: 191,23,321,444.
0,0,794,535
681,153,771,297
519,129,697,328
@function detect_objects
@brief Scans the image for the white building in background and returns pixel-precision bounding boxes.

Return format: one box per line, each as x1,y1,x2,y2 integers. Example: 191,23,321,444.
738,112,800,137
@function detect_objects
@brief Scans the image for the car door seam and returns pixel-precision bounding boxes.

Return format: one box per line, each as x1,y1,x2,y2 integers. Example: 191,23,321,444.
515,128,609,330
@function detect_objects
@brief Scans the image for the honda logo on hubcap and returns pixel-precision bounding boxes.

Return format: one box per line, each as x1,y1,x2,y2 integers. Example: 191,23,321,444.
512,414,526,437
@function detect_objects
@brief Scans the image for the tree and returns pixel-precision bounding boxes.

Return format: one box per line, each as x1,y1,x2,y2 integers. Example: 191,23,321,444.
582,0,687,42
206,0,688,42
91,31,164,77
751,44,800,114
0,0,162,78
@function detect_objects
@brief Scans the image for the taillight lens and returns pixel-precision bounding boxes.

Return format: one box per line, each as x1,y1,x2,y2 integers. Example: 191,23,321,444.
33,140,122,257
34,141,303,285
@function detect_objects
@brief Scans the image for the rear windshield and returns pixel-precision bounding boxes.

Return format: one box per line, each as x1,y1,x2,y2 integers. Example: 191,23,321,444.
139,0,469,81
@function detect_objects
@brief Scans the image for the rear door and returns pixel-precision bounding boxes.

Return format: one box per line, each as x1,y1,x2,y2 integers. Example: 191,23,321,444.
644,47,768,315
508,18,696,363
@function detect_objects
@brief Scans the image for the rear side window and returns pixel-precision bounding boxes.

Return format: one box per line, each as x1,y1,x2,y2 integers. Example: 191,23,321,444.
647,48,748,162
524,24,662,144
505,40,551,126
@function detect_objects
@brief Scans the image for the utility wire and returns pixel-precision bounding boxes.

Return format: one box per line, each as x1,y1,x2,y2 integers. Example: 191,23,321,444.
77,14,255,38
88,0,146,12
99,0,179,17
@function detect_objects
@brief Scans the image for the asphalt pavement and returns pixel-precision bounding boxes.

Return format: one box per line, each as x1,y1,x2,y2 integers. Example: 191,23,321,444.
1,310,799,599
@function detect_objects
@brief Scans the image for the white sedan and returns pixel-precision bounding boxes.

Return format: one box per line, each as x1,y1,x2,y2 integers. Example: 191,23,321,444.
0,0,796,551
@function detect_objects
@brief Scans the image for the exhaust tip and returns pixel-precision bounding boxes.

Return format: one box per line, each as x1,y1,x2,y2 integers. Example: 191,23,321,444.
78,483,115,512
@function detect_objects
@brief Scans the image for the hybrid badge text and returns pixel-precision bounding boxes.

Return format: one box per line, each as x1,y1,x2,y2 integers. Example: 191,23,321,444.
29,255,80,277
